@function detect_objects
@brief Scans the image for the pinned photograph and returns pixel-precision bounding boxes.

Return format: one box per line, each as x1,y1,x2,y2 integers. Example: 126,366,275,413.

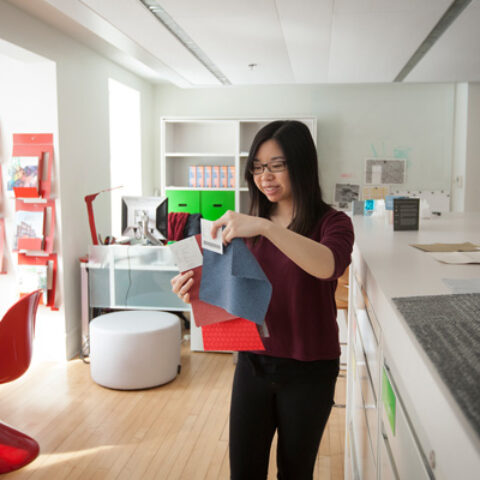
365,158,406,185
334,183,360,209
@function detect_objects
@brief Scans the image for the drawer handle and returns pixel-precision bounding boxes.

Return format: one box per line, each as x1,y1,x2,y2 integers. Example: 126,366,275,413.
213,204,223,208
178,203,187,207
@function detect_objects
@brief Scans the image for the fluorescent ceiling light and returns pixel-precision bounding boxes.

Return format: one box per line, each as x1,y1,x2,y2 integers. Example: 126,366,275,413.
395,0,473,81
138,0,231,85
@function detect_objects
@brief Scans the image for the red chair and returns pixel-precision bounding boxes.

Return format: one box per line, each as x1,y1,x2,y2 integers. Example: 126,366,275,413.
0,290,42,474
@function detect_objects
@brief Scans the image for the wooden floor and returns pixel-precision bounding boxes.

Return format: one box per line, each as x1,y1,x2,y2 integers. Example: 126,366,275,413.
1,344,345,480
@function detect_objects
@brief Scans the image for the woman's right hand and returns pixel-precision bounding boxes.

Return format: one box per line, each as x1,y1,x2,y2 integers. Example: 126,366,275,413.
170,270,194,304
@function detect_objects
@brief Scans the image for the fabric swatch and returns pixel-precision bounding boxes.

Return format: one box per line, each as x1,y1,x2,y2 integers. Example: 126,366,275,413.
199,238,272,325
189,265,238,326
202,318,265,351
442,277,480,294
178,235,265,350
392,293,480,437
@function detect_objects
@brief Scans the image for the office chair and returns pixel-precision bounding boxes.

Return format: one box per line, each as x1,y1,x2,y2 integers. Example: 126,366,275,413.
0,290,42,474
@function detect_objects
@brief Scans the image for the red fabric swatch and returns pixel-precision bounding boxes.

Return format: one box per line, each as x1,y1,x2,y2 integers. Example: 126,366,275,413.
190,265,238,326
202,318,265,351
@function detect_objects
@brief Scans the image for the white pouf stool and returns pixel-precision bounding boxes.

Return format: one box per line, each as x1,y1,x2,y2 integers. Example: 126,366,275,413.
89,310,181,390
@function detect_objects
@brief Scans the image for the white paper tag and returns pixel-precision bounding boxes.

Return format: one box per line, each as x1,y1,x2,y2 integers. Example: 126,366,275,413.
168,236,203,271
201,218,223,254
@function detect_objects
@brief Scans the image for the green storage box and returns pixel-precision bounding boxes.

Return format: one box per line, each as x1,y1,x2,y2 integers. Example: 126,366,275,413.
200,191,235,220
166,190,201,214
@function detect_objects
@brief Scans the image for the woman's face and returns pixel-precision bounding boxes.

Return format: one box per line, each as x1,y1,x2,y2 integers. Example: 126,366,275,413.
252,139,292,205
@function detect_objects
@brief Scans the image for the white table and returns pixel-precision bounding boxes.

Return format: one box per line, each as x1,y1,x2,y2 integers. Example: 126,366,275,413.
81,245,204,355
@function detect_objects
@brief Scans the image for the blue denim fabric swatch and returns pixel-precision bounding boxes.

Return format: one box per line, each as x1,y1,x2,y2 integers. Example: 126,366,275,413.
199,238,272,325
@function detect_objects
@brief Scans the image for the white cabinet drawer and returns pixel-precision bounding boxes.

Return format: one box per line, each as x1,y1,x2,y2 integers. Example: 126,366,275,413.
363,290,380,345
354,327,379,462
352,273,380,338
351,363,377,480
357,308,380,398
379,426,399,480
346,420,360,480
381,366,433,480
352,275,380,398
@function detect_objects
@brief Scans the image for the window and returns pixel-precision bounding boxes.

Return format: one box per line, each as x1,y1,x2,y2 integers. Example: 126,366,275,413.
108,78,142,236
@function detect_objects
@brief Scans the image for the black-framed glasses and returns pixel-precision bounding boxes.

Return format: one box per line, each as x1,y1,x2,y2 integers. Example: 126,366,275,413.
249,160,287,175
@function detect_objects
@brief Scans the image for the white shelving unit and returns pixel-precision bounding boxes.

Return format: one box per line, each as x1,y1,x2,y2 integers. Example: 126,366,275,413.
160,117,317,215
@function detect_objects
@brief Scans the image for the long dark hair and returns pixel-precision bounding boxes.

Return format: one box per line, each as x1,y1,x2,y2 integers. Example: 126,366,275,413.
245,120,330,236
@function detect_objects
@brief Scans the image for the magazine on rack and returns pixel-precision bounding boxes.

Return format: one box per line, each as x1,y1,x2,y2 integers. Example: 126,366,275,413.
7,156,40,193
14,209,44,250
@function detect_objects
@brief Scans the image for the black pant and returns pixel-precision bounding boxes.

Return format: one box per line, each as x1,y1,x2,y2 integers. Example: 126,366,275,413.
229,352,339,480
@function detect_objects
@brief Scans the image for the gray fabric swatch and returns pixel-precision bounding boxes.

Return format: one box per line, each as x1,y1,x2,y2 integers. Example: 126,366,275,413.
199,238,272,325
392,293,480,438
442,278,480,294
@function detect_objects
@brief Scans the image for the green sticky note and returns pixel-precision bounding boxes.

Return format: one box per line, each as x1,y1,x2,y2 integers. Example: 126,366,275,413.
382,368,396,436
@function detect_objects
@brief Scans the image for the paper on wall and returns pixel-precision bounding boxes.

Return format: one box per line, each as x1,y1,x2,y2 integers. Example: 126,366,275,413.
365,158,406,185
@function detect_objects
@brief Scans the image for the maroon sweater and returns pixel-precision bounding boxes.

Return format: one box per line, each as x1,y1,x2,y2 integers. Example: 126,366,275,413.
248,208,354,361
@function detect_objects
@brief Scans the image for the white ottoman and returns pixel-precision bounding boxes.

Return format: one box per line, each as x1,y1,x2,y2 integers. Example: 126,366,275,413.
89,310,181,390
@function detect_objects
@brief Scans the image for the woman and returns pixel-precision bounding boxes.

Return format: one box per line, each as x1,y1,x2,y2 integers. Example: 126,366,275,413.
171,120,354,479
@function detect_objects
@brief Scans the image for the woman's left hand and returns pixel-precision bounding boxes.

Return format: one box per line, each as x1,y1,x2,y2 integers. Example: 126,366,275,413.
211,210,269,245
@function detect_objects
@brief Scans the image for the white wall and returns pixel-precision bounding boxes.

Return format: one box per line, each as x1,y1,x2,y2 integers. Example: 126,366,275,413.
451,83,468,212
0,1,155,359
155,83,455,205
450,82,480,213
0,49,64,361
464,83,480,212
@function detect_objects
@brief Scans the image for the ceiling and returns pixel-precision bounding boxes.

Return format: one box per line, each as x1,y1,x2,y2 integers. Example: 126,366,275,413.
5,0,480,87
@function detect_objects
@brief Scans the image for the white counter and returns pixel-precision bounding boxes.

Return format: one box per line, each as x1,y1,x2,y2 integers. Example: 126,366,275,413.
353,212,480,298
349,212,480,479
